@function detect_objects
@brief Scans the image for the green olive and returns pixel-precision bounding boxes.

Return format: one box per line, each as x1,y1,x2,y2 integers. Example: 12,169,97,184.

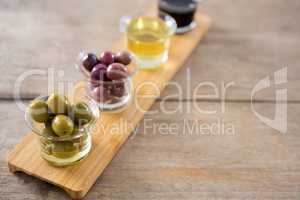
47,93,70,114
72,102,93,126
44,119,61,136
42,127,57,137
28,100,49,123
45,119,52,130
52,141,78,159
40,126,57,146
52,115,74,136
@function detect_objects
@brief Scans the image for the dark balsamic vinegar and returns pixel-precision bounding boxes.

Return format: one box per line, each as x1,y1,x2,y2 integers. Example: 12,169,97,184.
158,0,197,29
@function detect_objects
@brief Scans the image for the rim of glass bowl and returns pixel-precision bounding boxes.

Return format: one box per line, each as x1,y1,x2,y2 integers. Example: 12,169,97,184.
120,10,177,37
75,51,139,85
25,95,100,142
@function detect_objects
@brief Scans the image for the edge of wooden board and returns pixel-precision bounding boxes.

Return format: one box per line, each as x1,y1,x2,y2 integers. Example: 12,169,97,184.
7,12,212,199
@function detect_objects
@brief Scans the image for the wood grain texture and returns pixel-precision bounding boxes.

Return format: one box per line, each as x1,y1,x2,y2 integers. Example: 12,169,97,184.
162,0,300,102
7,12,212,199
1,0,300,101
1,0,300,199
2,101,300,199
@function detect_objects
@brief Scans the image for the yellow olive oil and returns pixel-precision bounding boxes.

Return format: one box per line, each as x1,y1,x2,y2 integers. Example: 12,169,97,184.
126,16,171,69
40,133,91,166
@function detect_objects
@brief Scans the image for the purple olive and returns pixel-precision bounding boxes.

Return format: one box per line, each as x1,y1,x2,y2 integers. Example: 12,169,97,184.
115,51,132,65
100,51,114,66
114,80,125,88
112,80,125,97
90,79,99,88
91,64,109,82
107,63,128,80
92,85,112,102
82,53,98,72
103,81,114,91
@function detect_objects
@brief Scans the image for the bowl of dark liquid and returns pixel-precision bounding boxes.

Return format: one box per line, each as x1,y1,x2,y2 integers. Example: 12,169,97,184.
158,0,198,34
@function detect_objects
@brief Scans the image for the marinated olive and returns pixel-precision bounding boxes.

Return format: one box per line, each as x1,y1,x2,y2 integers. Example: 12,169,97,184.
45,119,61,136
72,102,93,126
92,85,112,102
42,127,57,138
112,80,125,97
52,115,74,136
28,100,49,123
107,63,128,80
82,53,98,72
40,127,57,146
91,64,108,83
115,51,132,65
100,51,114,65
45,119,53,130
52,141,78,159
47,94,70,114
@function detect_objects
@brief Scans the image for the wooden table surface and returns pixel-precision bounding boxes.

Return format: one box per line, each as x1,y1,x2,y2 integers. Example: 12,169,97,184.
1,0,300,199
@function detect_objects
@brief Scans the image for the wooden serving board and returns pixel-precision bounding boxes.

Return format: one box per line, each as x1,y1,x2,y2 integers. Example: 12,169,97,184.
7,11,211,199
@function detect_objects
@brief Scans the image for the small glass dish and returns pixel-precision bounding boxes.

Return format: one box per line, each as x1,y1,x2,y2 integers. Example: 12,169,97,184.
158,0,198,34
25,94,99,167
120,11,177,69
76,51,138,112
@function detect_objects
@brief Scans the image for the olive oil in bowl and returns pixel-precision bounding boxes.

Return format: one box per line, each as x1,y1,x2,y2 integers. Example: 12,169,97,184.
122,13,176,69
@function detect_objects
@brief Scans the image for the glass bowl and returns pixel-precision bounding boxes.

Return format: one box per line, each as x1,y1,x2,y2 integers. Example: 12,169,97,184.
158,0,198,34
25,94,99,167
76,51,138,112
120,11,177,69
